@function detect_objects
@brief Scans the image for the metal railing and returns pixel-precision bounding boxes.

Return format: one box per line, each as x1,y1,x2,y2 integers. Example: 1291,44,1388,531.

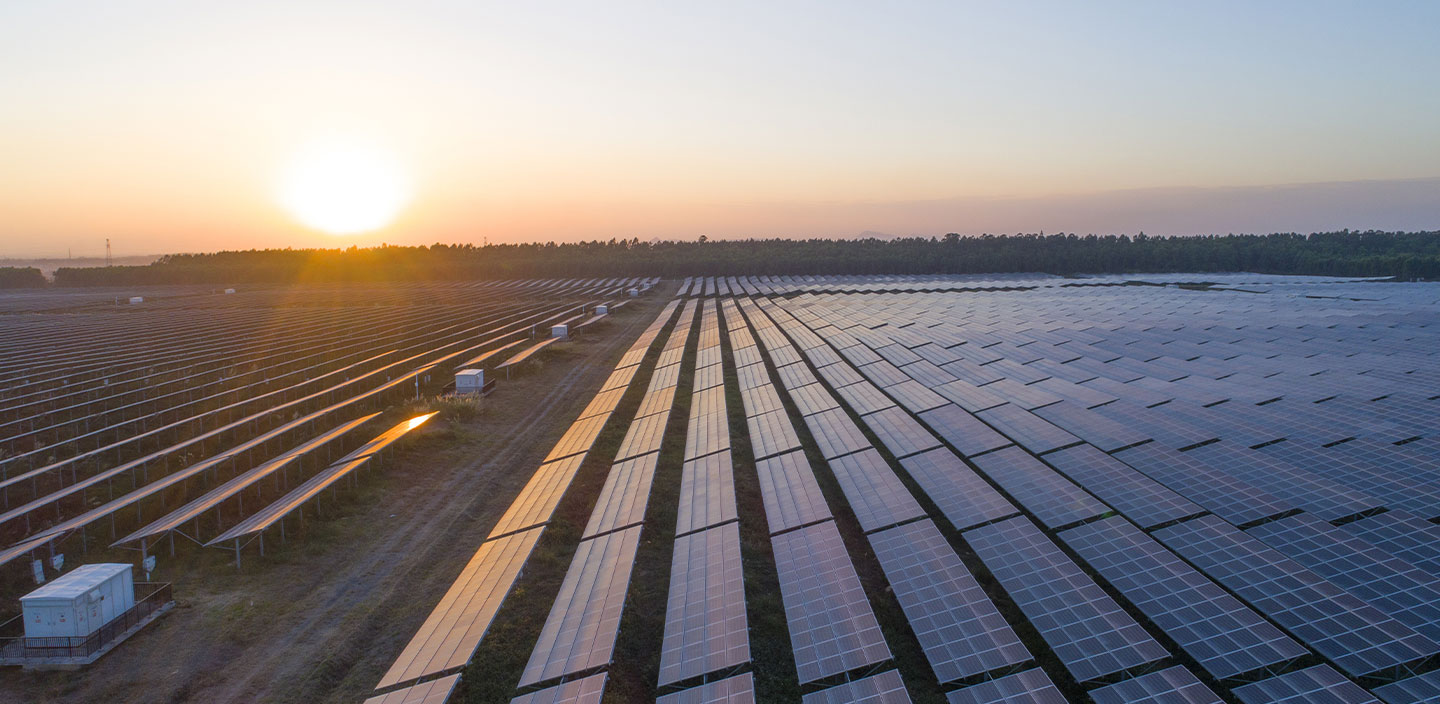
0,582,172,660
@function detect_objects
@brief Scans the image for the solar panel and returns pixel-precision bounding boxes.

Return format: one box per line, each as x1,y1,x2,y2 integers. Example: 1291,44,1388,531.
746,409,804,460
1258,441,1440,519
964,516,1168,682
1033,401,1151,452
790,382,843,416
969,446,1108,530
772,521,892,683
1246,513,1440,643
366,673,462,704
740,383,786,418
736,362,769,391
489,454,588,538
982,378,1061,411
975,404,1081,455
1154,515,1440,679
1339,509,1440,577
825,448,926,533
835,380,900,415
510,671,607,704
817,361,867,388
1374,670,1440,704
578,387,628,421
1088,666,1223,704
617,410,671,462
1231,666,1380,704
376,527,544,688
756,449,832,535
684,408,731,462
676,450,738,537
1115,443,1292,526
519,526,644,685
732,344,763,368
944,668,1066,704
885,379,950,413
776,361,820,390
933,379,1009,413
583,451,659,538
898,447,1019,531
860,360,911,388
862,406,943,459
804,408,872,460
1185,443,1383,522
654,672,754,704
651,362,683,390
801,669,911,704
917,404,1014,458
870,520,1031,681
1059,516,1307,680
658,522,749,685
1043,444,1202,530
636,386,680,419
694,362,725,392
545,414,610,462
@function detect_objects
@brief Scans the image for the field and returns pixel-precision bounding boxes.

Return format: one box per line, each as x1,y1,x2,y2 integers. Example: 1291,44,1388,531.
0,278,659,702
4,273,1440,704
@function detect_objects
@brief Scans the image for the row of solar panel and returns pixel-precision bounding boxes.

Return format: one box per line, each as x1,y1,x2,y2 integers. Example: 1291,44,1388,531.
371,298,685,699
771,288,1440,702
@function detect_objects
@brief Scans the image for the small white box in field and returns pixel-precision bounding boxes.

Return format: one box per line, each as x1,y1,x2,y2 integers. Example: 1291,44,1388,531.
596,304,609,315
224,288,236,294
128,296,144,304
627,288,640,297
455,369,484,393
21,563,135,639
551,324,569,339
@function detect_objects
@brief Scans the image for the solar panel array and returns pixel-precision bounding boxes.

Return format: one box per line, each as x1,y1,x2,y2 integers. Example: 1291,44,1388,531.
376,274,1440,703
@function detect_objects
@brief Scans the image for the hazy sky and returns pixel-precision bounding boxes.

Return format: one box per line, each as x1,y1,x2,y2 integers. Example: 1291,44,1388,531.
3,1,1438,256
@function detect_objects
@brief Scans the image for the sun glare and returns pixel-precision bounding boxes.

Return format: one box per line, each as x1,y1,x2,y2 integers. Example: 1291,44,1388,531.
279,138,411,235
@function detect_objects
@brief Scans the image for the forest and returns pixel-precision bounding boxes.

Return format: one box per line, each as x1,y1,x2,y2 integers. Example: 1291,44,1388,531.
14,230,1440,288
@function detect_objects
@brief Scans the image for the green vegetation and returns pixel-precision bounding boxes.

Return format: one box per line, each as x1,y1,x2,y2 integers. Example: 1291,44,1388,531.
0,266,46,288
44,230,1440,286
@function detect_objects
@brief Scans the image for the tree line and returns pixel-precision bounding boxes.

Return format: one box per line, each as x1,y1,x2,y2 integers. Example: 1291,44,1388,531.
28,230,1440,288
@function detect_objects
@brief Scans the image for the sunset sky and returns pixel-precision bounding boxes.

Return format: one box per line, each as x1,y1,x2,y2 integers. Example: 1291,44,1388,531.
2,2,1438,257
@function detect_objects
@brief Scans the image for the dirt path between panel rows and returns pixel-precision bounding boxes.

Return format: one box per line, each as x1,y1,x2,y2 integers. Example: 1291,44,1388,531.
0,293,668,704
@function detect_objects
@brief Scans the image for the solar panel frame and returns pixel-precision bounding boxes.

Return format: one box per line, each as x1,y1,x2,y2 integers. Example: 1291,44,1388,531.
376,527,544,688
658,522,750,685
1154,515,1440,679
801,669,912,704
862,406,944,459
869,520,1031,682
944,668,1067,704
746,408,803,461
519,526,644,686
969,446,1108,530
655,672,755,704
771,521,892,683
1231,665,1380,704
676,450,738,537
583,451,660,539
510,671,607,704
1087,666,1223,704
964,516,1168,683
826,448,926,533
1059,516,1308,680
755,449,832,535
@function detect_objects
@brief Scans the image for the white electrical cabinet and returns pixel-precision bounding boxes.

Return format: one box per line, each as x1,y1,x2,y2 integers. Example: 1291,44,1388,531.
21,564,135,639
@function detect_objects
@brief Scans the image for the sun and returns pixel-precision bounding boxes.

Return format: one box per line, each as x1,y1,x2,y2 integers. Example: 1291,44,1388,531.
278,138,411,235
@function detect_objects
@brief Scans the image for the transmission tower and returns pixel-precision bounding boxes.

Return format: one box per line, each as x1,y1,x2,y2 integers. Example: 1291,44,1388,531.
106,238,112,267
